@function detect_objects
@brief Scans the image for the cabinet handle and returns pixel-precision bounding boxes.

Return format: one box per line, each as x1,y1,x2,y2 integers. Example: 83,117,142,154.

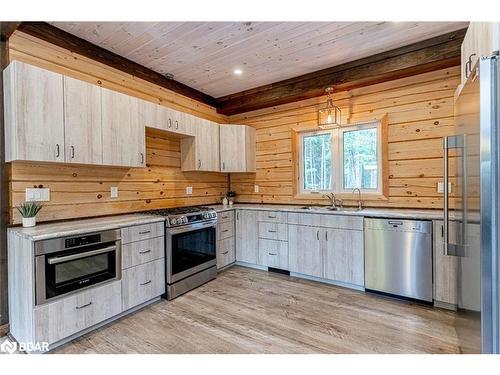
140,153,144,165
221,229,229,233
70,145,75,159
140,280,152,286
268,230,277,233
175,120,179,130
465,60,471,78
465,53,477,78
168,119,172,128
139,249,151,254
139,230,151,235
222,215,228,219
317,230,319,240
198,159,202,169
268,215,277,219
325,231,328,241
76,301,92,310
222,251,229,255
236,211,239,220
222,162,225,170
268,252,277,256
55,144,60,158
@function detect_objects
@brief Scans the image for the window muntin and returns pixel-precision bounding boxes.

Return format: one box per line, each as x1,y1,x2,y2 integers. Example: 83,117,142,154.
299,121,382,195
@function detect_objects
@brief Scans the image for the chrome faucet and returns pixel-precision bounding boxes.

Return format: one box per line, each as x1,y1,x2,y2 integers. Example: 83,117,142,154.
323,193,340,209
352,188,363,210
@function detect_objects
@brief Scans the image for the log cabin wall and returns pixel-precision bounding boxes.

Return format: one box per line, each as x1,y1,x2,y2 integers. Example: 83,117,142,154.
229,66,460,209
7,31,228,224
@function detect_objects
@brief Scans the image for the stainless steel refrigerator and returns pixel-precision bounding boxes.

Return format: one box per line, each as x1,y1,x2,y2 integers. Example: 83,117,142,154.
444,55,500,354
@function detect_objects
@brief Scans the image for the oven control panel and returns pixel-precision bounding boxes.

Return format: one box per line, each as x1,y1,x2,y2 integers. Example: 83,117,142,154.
65,234,101,248
167,211,217,227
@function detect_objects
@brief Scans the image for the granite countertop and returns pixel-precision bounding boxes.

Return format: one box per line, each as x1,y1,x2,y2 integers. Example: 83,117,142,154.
207,203,454,221
8,214,165,241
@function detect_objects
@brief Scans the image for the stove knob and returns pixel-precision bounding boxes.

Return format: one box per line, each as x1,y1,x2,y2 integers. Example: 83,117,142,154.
182,217,188,224
170,218,177,225
203,213,209,219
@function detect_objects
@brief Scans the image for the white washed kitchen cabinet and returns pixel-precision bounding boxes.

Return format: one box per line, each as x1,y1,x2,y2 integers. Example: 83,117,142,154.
4,60,65,163
63,76,103,164
102,88,146,167
323,228,364,287
219,124,256,172
288,224,323,278
235,210,259,264
461,22,500,85
180,117,220,171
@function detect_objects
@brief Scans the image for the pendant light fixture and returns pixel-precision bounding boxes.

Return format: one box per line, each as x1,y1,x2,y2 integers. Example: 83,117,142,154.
317,87,341,129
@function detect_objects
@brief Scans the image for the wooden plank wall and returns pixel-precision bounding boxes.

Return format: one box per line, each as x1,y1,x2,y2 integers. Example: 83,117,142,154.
229,67,460,209
7,32,228,224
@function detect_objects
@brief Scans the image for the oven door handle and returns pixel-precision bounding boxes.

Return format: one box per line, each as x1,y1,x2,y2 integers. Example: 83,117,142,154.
47,245,117,265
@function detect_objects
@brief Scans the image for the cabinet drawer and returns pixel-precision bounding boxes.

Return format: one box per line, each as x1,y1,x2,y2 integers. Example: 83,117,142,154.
320,215,363,230
121,222,164,244
122,236,164,269
122,259,165,311
287,212,321,226
217,237,235,269
258,239,288,270
218,210,234,223
217,221,234,240
258,222,287,241
34,280,122,345
257,210,287,223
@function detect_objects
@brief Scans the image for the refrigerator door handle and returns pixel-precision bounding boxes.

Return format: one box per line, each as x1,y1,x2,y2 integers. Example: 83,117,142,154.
443,135,466,257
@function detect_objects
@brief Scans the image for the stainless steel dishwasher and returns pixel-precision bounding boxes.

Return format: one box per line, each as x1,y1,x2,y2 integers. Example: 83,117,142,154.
364,218,433,302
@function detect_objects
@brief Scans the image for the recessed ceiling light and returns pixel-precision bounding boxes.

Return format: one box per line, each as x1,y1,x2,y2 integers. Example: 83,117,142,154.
233,68,243,76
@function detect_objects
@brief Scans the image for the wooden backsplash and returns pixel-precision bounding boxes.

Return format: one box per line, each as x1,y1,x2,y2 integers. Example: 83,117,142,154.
229,66,460,209
7,31,228,225
9,129,228,224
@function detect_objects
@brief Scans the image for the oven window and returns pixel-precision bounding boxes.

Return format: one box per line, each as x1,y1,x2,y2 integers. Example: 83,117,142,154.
171,226,216,275
44,246,117,300
54,253,109,285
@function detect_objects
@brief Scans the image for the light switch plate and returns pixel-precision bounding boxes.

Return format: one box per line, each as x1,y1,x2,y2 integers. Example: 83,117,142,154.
186,186,193,195
110,187,119,198
254,185,260,193
437,182,452,193
25,188,50,202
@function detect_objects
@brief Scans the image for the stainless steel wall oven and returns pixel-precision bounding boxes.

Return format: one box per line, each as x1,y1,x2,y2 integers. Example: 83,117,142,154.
35,229,121,305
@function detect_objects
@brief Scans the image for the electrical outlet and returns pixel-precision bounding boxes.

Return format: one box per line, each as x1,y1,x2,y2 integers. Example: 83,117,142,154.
25,188,50,202
186,186,193,195
254,185,260,193
110,187,119,198
437,182,452,193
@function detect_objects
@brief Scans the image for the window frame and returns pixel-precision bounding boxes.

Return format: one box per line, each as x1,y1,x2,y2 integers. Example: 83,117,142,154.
297,120,383,196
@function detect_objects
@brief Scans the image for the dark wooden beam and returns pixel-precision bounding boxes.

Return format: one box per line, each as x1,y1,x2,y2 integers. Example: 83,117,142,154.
17,22,219,108
217,28,467,116
0,22,21,41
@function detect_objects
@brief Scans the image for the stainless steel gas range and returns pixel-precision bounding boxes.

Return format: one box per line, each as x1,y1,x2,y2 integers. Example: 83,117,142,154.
143,206,217,299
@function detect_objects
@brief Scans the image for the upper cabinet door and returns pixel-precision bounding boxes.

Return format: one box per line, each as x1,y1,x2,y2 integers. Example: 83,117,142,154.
219,124,256,172
63,76,102,164
101,88,145,168
4,61,65,163
180,118,220,172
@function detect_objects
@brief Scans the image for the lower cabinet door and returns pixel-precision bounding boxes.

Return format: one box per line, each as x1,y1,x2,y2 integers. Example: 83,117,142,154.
258,239,288,270
122,258,165,311
217,237,235,269
323,229,364,286
288,225,323,278
34,280,122,345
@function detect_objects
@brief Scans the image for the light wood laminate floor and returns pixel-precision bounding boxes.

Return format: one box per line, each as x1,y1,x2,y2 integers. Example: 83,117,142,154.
53,266,460,354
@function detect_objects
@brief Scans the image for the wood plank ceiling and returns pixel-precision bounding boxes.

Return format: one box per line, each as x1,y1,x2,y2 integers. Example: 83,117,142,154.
49,22,468,99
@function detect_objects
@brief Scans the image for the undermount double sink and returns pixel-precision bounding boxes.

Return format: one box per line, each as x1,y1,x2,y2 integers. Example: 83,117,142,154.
299,206,364,213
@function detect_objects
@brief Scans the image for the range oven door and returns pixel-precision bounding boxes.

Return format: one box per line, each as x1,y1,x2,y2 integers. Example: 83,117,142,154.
36,242,120,305
167,221,216,284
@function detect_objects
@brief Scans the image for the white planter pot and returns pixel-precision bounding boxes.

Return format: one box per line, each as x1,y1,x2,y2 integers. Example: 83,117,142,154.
222,197,228,206
22,217,36,228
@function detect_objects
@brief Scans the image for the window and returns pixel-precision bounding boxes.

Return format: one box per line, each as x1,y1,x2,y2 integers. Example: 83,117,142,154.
298,121,382,195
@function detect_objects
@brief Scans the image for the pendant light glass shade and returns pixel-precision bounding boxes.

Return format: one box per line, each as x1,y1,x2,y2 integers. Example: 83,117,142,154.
318,87,341,129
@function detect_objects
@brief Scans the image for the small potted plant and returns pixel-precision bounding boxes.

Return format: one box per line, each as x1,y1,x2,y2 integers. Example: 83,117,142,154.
17,201,43,228
227,191,236,206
